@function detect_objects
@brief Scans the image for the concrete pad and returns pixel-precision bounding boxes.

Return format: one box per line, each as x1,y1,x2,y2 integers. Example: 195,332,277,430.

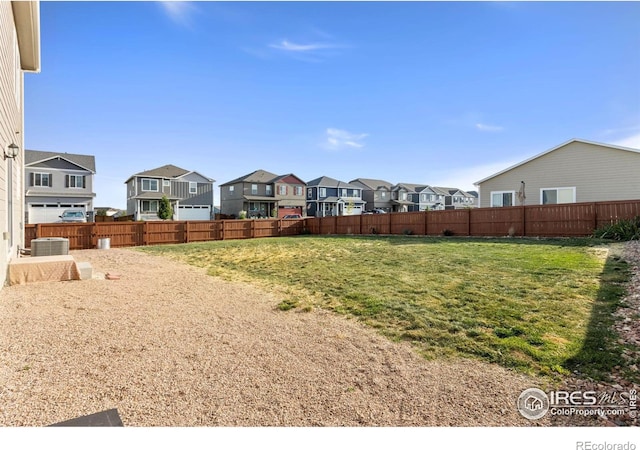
76,261,93,280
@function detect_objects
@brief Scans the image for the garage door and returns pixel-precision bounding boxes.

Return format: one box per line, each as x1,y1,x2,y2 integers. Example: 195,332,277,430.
177,205,211,220
28,204,87,224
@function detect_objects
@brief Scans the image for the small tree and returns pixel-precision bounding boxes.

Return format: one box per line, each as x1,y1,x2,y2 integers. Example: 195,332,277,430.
158,195,173,220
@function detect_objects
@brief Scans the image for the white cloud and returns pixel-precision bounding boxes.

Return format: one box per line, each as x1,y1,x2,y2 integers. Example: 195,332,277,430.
475,123,504,133
324,128,368,151
159,1,198,27
613,132,640,149
269,40,335,52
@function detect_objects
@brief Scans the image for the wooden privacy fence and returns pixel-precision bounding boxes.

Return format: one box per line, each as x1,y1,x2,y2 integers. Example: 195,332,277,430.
25,219,305,250
23,200,640,250
305,200,640,238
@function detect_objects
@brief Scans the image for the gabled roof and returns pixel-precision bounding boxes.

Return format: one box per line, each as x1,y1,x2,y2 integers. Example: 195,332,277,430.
349,178,393,190
306,176,360,189
430,186,456,196
25,150,96,172
270,173,306,185
474,138,640,185
220,169,279,186
394,183,425,193
133,164,190,179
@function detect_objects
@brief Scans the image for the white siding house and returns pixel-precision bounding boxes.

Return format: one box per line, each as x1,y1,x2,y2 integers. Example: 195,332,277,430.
0,2,40,287
474,139,640,208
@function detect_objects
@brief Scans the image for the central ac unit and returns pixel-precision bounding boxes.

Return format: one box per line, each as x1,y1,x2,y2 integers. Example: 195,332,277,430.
31,238,70,257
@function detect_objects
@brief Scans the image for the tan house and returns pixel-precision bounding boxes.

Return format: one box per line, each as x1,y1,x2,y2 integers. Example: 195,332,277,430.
1,2,40,287
220,169,307,218
474,139,640,208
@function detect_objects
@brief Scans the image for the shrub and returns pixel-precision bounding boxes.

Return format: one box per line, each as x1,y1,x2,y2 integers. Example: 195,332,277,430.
157,195,173,220
442,229,454,236
593,216,640,241
238,210,247,220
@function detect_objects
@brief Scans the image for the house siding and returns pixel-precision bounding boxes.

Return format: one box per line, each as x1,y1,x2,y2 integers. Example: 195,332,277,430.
1,3,25,286
478,141,640,207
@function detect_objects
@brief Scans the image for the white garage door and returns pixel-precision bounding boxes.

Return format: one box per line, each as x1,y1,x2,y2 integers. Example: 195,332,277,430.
28,204,87,224
177,205,211,220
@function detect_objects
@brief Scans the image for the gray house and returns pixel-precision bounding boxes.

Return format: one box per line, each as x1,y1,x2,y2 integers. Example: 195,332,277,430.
219,169,307,218
25,150,96,223
474,139,640,208
125,164,215,221
349,178,393,212
306,176,366,217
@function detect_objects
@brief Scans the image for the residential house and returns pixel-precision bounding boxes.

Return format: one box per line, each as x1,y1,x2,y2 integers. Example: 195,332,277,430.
414,185,446,211
1,1,40,286
349,178,393,212
430,187,478,210
219,169,307,218
474,139,640,208
25,150,96,223
125,164,215,221
390,183,420,212
306,176,366,217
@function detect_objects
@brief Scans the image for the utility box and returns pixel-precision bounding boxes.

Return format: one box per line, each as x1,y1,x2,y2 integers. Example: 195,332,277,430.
31,238,70,257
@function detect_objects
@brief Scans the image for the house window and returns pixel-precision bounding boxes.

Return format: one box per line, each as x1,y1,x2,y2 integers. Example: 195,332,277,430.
251,184,258,195
380,191,387,199
142,179,159,192
266,185,272,196
295,186,303,196
142,200,159,213
278,185,287,195
189,182,197,194
33,172,51,187
229,185,235,193
66,175,85,188
341,189,347,197
401,192,407,201
319,188,326,198
307,188,313,199
541,187,576,205
491,191,515,207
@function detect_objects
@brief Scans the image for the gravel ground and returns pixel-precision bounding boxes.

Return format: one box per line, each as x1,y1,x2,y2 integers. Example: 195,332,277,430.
3,244,633,427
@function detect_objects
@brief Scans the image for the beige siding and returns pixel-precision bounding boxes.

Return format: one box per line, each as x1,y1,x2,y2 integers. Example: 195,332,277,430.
478,141,640,207
0,3,24,286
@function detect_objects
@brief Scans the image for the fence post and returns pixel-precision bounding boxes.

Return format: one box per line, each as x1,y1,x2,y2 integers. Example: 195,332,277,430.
278,219,282,237
221,221,226,240
35,223,40,238
251,219,255,239
593,203,598,232
467,208,471,236
522,205,526,237
424,211,428,236
388,212,392,234
185,221,190,244
143,221,148,246
92,222,98,249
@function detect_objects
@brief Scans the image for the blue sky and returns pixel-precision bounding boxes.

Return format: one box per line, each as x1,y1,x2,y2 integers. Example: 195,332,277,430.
24,1,640,209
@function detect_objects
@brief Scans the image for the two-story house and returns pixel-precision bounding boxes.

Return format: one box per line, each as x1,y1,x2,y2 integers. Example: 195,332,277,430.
1,1,40,286
219,169,307,218
125,164,215,221
432,187,477,209
390,183,417,212
349,178,393,212
306,176,366,217
25,150,96,223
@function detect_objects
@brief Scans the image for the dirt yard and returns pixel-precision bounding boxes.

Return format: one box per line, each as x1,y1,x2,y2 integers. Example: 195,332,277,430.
0,246,597,427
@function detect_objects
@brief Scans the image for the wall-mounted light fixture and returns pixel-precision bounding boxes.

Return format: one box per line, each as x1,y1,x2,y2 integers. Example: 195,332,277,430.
4,143,19,159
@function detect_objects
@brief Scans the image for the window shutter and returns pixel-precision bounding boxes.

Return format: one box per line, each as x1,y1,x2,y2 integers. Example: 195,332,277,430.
65,175,69,188
30,172,34,186
82,176,86,189
48,174,53,187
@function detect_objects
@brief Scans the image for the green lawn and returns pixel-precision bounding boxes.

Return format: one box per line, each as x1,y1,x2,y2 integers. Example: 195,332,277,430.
142,236,630,380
